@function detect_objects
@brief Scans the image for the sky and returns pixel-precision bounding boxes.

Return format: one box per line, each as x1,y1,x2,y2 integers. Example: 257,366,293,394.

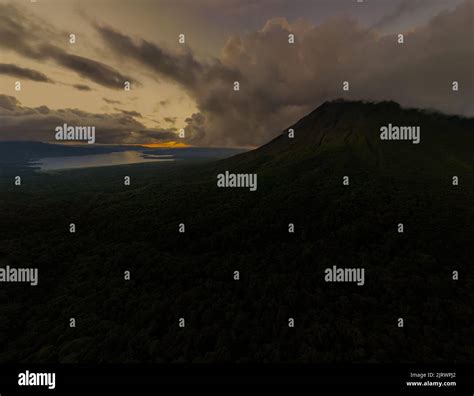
0,0,472,147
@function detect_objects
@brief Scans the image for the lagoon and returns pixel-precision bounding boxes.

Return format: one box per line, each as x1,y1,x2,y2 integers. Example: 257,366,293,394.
35,151,174,171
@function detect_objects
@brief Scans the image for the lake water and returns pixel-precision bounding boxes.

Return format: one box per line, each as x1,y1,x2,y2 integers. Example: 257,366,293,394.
35,151,175,171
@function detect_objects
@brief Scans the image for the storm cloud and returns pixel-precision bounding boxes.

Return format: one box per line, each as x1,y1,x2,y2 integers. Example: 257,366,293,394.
0,63,53,83
0,95,176,144
97,0,474,147
73,84,93,91
95,24,239,91
0,3,135,90
45,48,136,90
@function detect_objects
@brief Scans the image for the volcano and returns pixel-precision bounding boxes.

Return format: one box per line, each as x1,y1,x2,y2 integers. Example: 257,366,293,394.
218,99,473,179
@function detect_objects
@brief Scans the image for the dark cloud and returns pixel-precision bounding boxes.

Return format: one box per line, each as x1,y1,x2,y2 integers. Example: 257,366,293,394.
163,116,177,125
73,84,93,91
103,98,122,105
184,113,206,143
44,46,135,90
96,24,240,91
96,25,203,88
98,1,474,147
0,63,53,83
0,95,21,111
0,95,176,145
0,3,57,59
0,3,136,90
114,108,142,117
